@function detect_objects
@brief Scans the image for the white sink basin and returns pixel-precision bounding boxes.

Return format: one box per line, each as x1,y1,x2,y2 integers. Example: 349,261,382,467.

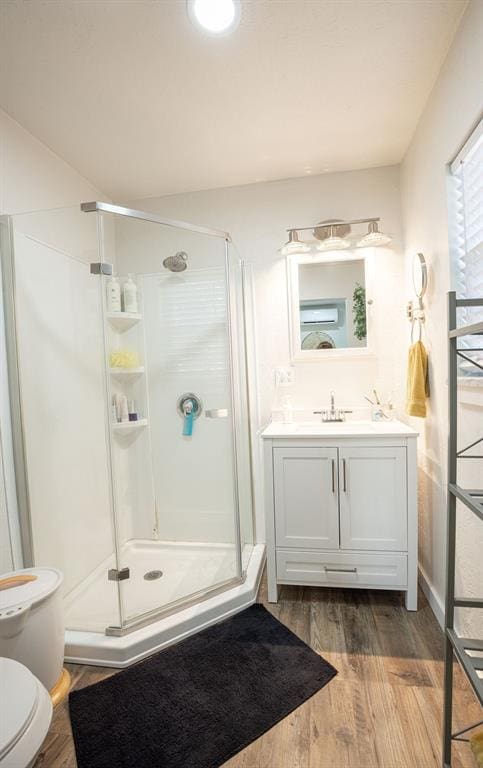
261,419,418,439
295,421,376,434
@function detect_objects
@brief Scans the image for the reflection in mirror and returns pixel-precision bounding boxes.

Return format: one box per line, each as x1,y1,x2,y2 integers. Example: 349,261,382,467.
298,258,367,350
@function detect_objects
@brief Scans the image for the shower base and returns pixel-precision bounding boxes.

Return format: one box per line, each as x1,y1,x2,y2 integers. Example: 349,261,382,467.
64,542,265,667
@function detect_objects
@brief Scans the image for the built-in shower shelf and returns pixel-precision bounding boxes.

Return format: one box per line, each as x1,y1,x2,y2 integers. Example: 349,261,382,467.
109,366,145,378
112,419,148,435
107,312,142,331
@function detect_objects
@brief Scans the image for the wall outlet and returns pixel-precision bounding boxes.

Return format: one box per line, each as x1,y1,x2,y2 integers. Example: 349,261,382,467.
275,366,295,386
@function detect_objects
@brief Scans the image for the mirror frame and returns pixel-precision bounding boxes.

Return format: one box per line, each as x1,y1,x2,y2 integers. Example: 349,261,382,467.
412,252,427,299
287,251,374,361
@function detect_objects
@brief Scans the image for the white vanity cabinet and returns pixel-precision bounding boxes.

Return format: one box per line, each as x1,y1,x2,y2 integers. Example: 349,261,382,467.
273,447,339,549
262,421,418,610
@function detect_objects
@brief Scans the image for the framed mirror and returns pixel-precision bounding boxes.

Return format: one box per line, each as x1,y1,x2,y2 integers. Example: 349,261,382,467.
287,253,372,360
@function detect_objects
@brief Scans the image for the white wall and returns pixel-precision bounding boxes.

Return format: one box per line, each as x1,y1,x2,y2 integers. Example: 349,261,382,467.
128,164,406,426
127,166,405,551
0,109,101,215
401,0,483,634
0,109,106,576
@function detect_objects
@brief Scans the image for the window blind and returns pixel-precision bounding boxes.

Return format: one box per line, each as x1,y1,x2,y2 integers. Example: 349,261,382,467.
449,118,483,374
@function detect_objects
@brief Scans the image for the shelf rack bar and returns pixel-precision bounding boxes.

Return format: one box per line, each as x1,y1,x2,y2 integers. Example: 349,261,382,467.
453,597,483,608
443,292,483,768
447,630,483,703
455,298,483,308
449,483,483,522
443,292,458,768
456,350,483,371
449,321,483,338
452,719,483,742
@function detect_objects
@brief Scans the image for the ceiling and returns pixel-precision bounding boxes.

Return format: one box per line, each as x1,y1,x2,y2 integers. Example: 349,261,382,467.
0,0,466,200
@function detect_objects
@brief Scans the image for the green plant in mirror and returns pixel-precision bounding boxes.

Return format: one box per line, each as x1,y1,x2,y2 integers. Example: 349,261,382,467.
353,283,367,340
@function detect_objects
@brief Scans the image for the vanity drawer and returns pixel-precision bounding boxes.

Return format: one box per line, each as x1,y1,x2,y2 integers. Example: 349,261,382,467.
276,549,407,588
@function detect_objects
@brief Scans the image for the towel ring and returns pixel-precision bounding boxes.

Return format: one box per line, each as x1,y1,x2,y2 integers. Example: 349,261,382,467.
411,318,423,343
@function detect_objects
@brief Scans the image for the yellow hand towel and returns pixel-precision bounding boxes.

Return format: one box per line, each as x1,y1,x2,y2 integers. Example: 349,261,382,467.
470,731,483,766
406,340,429,418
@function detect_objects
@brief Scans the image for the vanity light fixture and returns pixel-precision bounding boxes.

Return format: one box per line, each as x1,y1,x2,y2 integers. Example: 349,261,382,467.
357,220,392,247
280,230,311,256
187,0,241,34
316,224,351,251
280,217,391,254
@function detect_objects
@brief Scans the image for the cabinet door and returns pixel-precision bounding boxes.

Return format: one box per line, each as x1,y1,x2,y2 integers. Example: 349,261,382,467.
339,446,407,551
273,447,339,549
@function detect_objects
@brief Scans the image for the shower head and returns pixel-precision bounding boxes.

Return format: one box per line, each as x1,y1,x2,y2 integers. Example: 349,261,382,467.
163,251,188,272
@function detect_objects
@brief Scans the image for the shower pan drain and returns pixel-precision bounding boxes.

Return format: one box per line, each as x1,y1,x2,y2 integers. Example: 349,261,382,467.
144,570,163,581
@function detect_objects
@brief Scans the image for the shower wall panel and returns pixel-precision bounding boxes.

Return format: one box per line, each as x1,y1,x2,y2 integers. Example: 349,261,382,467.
142,268,234,543
13,230,114,595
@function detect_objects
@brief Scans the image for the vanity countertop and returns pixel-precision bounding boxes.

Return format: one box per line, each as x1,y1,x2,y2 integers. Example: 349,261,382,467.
261,419,419,439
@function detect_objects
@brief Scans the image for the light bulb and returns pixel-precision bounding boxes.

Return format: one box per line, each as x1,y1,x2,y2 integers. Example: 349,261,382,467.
281,230,311,256
357,221,391,247
188,0,240,34
316,225,351,251
316,236,351,251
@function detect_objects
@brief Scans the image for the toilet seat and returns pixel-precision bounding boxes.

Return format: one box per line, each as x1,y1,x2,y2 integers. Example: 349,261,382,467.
0,658,52,768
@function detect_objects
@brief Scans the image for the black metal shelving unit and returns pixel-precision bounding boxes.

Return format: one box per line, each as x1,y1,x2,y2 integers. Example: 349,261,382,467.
443,292,483,767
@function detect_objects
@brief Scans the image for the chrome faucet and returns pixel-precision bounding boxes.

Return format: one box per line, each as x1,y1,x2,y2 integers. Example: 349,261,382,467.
329,391,336,420
314,391,352,423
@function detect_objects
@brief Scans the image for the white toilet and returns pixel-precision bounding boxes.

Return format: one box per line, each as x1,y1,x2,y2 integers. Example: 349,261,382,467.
0,568,67,695
0,657,53,768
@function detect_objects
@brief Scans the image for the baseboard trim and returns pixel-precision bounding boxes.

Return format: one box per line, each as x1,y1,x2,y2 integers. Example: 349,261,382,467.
418,566,445,629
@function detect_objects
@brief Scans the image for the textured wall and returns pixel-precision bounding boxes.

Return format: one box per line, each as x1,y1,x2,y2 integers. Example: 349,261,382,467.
128,164,406,427
401,0,483,634
0,109,105,575
127,164,406,550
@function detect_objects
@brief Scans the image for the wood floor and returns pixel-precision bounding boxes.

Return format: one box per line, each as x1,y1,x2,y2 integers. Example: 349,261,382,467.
34,579,480,768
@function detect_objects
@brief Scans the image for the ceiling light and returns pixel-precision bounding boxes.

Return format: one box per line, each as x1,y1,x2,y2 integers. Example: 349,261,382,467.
357,221,391,247
281,230,311,256
187,0,240,34
316,225,351,251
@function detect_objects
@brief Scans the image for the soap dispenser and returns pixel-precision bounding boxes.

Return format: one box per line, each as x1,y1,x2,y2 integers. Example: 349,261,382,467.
123,274,138,314
106,274,121,312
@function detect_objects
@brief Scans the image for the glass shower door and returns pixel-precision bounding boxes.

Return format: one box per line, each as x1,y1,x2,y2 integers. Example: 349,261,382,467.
95,206,244,633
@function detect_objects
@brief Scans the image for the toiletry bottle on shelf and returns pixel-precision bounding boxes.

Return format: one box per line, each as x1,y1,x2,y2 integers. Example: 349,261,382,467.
282,395,293,424
106,274,121,312
128,400,138,422
123,274,138,314
113,393,123,423
120,394,129,423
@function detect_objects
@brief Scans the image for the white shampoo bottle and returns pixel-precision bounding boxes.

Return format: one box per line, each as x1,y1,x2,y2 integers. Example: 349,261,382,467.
123,274,138,314
106,274,121,312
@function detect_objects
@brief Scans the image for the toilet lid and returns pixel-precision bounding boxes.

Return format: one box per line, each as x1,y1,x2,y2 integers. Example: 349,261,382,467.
0,567,62,611
0,658,40,760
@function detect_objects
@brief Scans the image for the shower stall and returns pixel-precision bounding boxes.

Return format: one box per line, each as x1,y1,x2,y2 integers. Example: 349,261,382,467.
0,202,263,665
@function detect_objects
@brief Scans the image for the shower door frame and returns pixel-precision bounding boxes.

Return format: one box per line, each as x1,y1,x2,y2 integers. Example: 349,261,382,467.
85,201,248,636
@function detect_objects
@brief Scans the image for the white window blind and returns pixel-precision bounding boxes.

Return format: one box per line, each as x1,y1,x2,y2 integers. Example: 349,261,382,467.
449,119,483,375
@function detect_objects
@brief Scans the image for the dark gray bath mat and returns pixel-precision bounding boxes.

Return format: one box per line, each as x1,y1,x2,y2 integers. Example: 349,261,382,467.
69,603,337,768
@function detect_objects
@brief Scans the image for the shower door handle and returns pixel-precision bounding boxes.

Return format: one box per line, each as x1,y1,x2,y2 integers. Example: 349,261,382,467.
205,409,228,419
